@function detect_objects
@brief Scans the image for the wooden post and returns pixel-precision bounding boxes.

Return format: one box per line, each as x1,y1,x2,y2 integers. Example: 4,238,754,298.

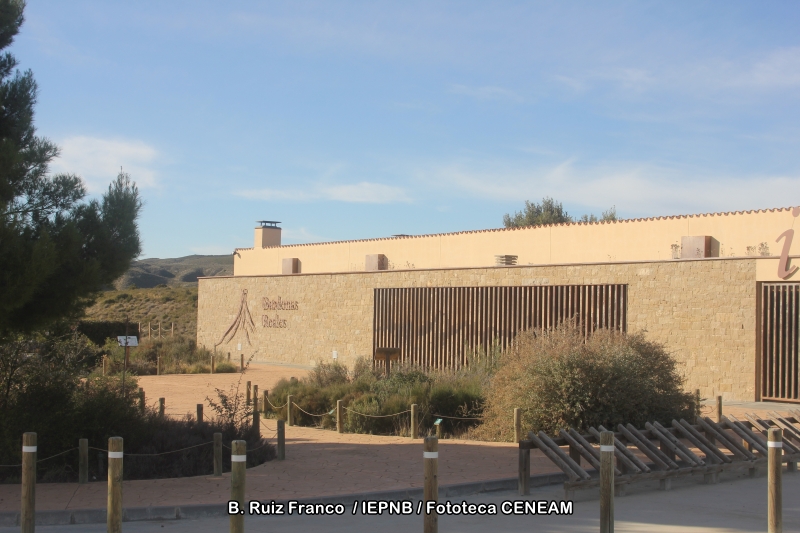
21,432,36,533
423,436,438,533
411,403,419,439
159,397,165,417
436,423,442,439
79,438,88,484
336,400,343,433
768,428,782,533
277,419,285,460
246,381,251,405
518,441,530,496
287,394,294,426
213,433,222,476
210,354,215,374
171,322,174,337
147,321,151,339
600,430,615,533
253,385,258,410
240,353,244,371
138,388,145,413
102,355,107,376
197,403,203,423
158,320,162,339
230,440,246,533
263,390,269,414
513,408,522,442
717,396,723,423
107,436,123,533
253,409,260,438
228,352,231,362
156,355,161,375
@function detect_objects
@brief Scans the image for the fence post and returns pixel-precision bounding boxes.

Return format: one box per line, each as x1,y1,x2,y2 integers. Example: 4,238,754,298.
107,436,123,533
600,430,615,533
213,433,222,476
518,440,530,496
230,440,246,533
277,419,286,460
717,395,723,423
336,400,343,433
253,409,260,438
768,428,782,533
287,395,294,426
240,354,243,371
411,403,419,439
253,385,258,410
21,432,36,533
513,408,522,442
103,356,107,376
79,438,88,484
159,397,165,417
211,354,215,374
157,356,161,375
197,403,203,423
138,388,145,413
423,436,438,533
246,381,251,405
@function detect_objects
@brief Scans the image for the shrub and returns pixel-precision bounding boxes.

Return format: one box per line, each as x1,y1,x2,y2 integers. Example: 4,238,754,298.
214,362,237,373
98,336,214,375
474,325,695,441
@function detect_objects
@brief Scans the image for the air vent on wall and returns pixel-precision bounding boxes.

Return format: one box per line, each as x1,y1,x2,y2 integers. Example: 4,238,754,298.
495,255,518,266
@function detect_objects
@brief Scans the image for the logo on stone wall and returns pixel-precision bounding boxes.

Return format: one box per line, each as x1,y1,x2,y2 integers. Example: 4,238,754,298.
776,207,800,280
216,289,256,347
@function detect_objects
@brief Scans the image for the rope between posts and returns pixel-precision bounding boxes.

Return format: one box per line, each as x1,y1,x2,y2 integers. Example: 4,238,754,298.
89,442,213,456
292,402,330,417
344,407,411,418
0,447,80,467
431,413,483,420
266,397,288,410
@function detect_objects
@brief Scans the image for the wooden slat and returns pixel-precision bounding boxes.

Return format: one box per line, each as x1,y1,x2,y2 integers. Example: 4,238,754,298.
721,417,768,456
671,420,729,464
559,429,621,476
536,431,591,480
527,432,582,482
593,426,650,473
646,422,704,466
621,424,679,469
696,417,753,460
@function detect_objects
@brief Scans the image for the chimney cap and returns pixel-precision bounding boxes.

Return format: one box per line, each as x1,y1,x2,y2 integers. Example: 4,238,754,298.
256,220,281,228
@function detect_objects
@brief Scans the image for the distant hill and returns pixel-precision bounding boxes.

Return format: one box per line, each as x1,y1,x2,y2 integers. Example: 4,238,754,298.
113,254,233,289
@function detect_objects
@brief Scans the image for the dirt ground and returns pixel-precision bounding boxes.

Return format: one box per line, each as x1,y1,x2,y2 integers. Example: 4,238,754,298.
135,361,310,418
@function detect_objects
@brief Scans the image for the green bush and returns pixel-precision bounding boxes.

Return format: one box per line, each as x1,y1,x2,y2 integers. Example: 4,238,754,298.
266,359,484,437
474,325,695,441
98,336,214,375
214,362,237,373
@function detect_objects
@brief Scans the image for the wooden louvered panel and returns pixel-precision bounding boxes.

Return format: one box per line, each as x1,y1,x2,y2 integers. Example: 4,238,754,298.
761,283,800,402
374,284,628,370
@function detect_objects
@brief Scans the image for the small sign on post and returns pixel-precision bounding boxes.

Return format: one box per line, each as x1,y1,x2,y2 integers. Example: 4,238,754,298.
374,347,401,377
116,336,138,347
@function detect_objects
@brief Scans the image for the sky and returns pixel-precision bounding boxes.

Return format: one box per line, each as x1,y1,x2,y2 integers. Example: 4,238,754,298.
14,1,800,258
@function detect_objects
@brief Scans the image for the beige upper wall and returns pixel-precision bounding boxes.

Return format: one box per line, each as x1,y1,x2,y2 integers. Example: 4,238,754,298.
234,207,800,277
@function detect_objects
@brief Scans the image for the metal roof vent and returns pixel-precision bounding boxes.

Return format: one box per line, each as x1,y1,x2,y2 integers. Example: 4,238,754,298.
495,255,518,266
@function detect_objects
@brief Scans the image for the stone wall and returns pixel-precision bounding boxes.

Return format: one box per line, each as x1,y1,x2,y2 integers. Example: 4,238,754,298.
197,257,758,401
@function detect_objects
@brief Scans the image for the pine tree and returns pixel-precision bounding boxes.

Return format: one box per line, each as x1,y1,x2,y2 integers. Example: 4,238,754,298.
0,0,142,334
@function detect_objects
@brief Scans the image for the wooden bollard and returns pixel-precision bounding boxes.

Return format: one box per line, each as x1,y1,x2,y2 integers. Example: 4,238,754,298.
21,432,36,533
435,421,442,439
197,403,204,423
240,353,243,371
600,430,615,533
102,356,107,376
159,397,165,417
423,436,438,533
79,438,88,484
287,394,294,426
336,400,343,433
253,409,260,438
768,428,782,533
253,385,258,410
411,403,419,439
518,440,531,496
107,437,123,533
246,381,251,405
513,408,522,442
277,419,286,460
210,354,215,374
717,395,723,423
138,388,145,413
156,356,161,375
213,433,222,477
230,440,246,533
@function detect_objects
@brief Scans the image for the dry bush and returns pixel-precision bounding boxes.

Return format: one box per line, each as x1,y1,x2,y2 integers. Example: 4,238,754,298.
474,324,694,441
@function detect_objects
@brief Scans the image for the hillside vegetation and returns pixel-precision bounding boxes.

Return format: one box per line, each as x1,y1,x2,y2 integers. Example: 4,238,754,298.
113,255,233,289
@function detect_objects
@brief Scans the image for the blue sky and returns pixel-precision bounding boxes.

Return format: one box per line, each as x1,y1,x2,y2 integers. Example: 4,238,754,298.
15,1,800,258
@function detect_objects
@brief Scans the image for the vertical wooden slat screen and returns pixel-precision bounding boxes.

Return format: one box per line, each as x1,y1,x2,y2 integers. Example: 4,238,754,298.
761,283,800,402
374,284,627,370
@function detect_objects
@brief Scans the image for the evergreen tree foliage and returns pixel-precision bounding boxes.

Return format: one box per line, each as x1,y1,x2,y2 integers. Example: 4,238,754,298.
0,0,142,334
503,197,618,228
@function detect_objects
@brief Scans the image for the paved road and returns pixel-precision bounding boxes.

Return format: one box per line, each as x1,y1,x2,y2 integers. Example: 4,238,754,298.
6,470,798,533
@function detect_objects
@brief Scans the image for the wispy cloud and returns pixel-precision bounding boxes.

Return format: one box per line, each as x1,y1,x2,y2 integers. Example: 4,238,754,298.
429,159,800,217
449,84,523,102
236,181,411,204
282,226,325,243
50,136,159,193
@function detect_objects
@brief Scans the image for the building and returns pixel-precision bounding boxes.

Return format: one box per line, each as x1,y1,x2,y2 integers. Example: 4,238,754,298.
197,207,800,403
